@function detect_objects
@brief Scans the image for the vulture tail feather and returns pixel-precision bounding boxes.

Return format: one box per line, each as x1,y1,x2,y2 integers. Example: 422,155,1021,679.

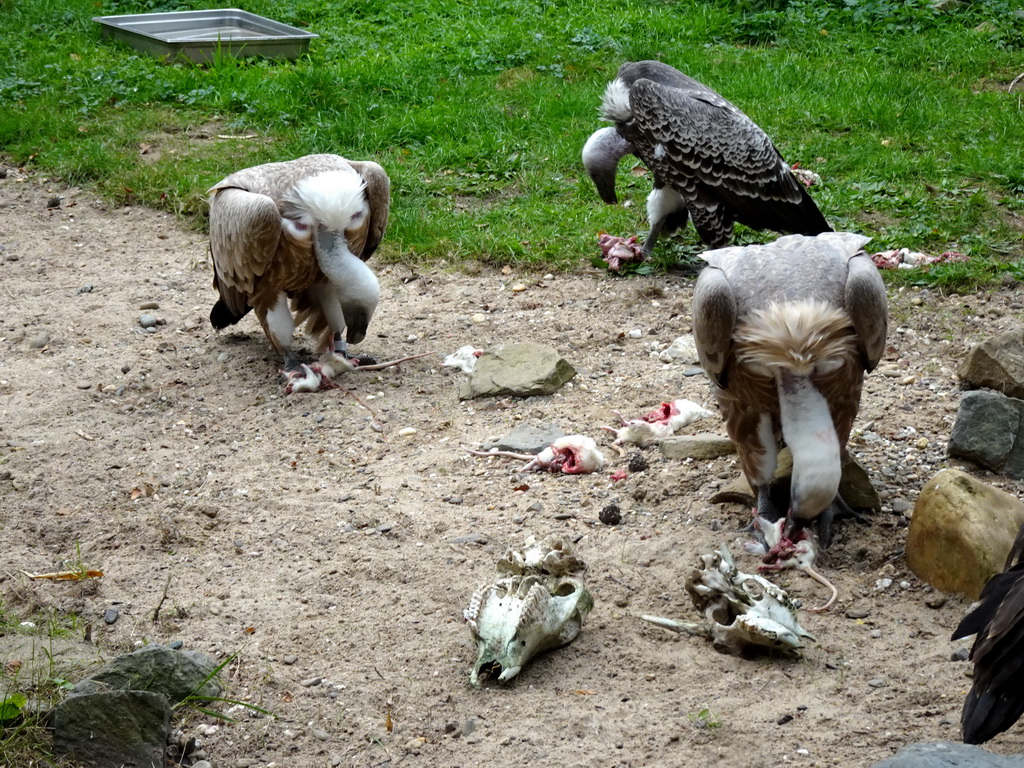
210,298,251,330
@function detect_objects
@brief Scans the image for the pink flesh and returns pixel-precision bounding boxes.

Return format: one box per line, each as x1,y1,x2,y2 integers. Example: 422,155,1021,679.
641,401,679,424
597,233,645,271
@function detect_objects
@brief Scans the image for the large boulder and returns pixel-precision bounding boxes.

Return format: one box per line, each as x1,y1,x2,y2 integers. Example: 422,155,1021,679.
50,690,170,768
960,328,1024,400
459,342,576,400
69,644,221,704
906,469,1024,598
948,389,1024,476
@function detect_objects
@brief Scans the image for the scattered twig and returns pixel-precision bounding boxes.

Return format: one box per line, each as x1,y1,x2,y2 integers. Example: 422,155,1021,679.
1009,72,1024,93
152,572,172,623
351,350,437,371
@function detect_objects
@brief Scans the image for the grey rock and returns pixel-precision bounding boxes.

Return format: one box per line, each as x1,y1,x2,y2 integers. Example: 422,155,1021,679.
28,332,50,349
869,741,1024,767
70,644,221,705
51,690,170,768
103,607,119,625
948,389,1023,473
459,342,576,400
659,433,736,460
451,533,488,545
483,423,566,454
139,314,158,329
960,329,1024,400
906,469,1024,598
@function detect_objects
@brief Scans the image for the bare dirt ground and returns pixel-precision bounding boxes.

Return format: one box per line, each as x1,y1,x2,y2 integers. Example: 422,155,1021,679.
3,164,1024,768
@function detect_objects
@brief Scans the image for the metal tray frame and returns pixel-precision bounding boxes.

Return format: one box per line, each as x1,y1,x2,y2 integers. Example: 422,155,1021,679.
93,8,318,64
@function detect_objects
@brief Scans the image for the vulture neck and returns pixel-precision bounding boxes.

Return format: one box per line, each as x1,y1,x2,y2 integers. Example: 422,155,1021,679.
776,370,841,528
315,227,380,316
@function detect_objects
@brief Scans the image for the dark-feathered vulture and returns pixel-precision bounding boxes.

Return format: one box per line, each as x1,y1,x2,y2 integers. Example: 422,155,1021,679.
951,522,1024,744
692,232,887,557
583,60,831,257
208,154,389,392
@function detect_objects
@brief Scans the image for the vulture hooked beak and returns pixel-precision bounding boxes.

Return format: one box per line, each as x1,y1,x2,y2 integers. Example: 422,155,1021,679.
582,127,634,205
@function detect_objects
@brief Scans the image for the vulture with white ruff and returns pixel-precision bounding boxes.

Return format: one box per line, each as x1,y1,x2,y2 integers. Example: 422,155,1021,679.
583,60,831,259
208,154,389,391
951,522,1024,744
692,232,887,560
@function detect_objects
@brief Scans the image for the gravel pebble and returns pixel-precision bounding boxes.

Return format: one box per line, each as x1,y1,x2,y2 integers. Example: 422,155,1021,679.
139,314,158,329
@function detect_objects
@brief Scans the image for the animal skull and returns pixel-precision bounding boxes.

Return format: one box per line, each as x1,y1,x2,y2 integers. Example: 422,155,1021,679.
464,535,593,686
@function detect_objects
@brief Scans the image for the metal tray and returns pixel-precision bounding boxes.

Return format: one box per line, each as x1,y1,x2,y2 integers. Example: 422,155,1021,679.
93,8,318,64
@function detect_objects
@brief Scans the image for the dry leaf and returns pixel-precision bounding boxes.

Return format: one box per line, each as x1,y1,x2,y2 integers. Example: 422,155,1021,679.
23,569,104,581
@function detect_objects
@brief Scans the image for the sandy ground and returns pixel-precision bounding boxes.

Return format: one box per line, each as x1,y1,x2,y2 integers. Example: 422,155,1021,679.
2,164,1024,768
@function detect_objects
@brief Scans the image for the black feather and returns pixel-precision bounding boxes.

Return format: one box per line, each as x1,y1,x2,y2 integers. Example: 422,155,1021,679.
210,298,250,330
952,523,1024,744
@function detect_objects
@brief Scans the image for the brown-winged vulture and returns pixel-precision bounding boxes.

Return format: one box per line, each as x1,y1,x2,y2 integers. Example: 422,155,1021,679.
207,154,389,391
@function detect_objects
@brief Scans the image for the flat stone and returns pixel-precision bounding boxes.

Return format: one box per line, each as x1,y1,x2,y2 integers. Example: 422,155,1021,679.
483,423,566,454
708,450,880,513
70,644,221,705
659,433,735,460
869,741,1024,767
459,342,576,400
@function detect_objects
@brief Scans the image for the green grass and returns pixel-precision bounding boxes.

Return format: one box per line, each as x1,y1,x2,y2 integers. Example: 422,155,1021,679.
2,0,1024,279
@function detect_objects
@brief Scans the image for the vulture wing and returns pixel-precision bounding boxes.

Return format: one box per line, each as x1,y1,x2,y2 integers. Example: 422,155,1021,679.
346,160,390,259
845,251,889,372
952,561,1024,744
208,182,282,327
627,78,793,201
